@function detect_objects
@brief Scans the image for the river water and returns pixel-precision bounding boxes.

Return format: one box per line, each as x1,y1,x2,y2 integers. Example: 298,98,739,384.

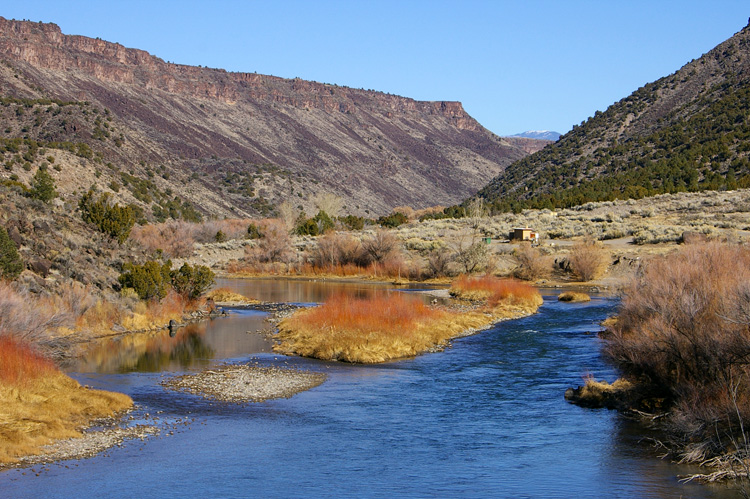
0,279,740,498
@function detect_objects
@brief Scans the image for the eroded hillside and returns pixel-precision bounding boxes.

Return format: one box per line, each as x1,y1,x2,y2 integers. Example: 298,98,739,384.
0,17,544,218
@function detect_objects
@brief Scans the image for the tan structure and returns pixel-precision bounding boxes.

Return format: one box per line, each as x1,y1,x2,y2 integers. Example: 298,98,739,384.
509,228,537,242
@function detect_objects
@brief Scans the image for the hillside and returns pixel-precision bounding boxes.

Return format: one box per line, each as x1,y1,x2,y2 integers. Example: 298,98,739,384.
480,20,750,212
0,17,540,218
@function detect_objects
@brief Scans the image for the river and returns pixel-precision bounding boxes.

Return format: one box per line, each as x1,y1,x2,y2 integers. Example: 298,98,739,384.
0,279,739,498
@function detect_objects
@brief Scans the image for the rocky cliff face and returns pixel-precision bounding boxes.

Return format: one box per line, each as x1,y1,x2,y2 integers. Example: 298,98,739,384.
0,17,534,216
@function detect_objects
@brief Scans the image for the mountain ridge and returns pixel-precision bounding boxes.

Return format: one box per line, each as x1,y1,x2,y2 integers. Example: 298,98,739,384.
0,17,541,217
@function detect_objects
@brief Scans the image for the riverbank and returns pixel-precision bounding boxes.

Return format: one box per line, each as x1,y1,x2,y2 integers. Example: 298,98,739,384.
0,365,133,466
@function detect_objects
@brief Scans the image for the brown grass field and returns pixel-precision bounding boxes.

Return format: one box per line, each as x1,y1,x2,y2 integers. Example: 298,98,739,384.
276,276,542,363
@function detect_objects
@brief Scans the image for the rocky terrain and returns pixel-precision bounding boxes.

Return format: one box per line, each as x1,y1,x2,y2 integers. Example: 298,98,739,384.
0,17,548,218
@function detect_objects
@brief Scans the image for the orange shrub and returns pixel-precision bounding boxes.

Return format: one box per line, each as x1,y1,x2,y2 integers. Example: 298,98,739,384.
0,336,57,386
295,292,440,336
277,281,543,363
451,275,541,307
277,292,460,362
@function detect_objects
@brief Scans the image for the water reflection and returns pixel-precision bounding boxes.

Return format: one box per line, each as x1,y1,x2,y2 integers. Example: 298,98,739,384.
215,277,441,304
69,310,273,374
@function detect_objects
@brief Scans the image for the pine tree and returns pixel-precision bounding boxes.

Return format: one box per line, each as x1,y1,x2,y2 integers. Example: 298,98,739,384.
0,225,23,280
29,165,58,202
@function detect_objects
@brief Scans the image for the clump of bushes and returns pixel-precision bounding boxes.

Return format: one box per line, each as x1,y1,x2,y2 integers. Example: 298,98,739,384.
377,211,408,228
567,240,609,281
604,242,750,462
247,222,262,239
295,210,335,236
170,262,216,299
28,165,57,203
119,260,215,301
513,243,552,281
78,189,136,244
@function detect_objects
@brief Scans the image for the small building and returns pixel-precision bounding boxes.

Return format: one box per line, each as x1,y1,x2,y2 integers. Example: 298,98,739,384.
509,227,537,242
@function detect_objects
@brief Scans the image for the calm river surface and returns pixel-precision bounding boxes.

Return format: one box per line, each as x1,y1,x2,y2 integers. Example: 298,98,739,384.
0,279,740,498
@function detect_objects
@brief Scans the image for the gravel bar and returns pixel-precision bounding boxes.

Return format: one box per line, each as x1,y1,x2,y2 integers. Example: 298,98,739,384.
161,364,327,403
10,424,159,468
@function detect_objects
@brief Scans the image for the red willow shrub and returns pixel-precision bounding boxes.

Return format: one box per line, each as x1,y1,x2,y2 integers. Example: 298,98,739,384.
296,292,438,337
0,336,57,386
451,274,540,307
605,242,750,455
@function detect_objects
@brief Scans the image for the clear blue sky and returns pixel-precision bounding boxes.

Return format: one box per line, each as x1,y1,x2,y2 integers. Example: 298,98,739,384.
3,1,748,136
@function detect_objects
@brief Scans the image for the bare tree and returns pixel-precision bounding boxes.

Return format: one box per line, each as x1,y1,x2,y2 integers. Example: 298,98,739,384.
466,197,488,230
568,239,609,281
427,247,453,278
277,200,298,233
452,230,489,274
246,220,293,263
361,230,400,264
313,193,344,218
513,242,552,280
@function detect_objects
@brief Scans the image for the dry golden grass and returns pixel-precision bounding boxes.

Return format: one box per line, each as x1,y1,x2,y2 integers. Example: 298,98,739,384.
0,338,132,464
205,287,258,304
276,279,542,363
568,377,634,408
74,290,199,336
557,291,591,302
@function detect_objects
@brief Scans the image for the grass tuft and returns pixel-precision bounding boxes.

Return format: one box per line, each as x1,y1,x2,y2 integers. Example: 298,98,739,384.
558,291,591,302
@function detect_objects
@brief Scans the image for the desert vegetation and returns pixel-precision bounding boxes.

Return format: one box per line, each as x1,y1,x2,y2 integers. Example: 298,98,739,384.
597,242,750,481
276,275,542,363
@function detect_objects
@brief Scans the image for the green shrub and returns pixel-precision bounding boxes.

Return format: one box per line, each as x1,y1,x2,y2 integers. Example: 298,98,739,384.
79,189,136,243
295,217,319,236
0,226,23,280
295,210,336,236
170,262,215,299
247,223,262,239
377,212,408,228
119,260,172,300
338,214,365,231
29,165,57,202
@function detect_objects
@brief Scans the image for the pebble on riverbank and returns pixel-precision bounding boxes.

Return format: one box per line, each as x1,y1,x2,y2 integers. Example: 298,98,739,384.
12,425,160,468
161,364,326,403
